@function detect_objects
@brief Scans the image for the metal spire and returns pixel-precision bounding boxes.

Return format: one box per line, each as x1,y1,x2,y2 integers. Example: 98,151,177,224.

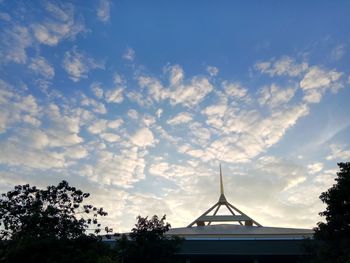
187,164,262,228
220,163,224,195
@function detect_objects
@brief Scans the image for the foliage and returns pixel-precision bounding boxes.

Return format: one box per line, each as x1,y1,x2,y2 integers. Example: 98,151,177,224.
0,181,116,263
117,215,182,263
313,162,350,263
0,180,110,240
0,235,116,263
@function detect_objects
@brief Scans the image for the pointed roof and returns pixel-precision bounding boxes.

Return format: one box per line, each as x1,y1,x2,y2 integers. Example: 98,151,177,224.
187,165,261,227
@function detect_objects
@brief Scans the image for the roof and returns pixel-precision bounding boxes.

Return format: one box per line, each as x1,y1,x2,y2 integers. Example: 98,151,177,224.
167,224,314,240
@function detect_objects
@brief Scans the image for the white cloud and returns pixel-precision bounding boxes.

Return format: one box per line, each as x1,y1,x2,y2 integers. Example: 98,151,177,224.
90,82,104,98
139,66,213,108
188,122,211,145
167,112,193,125
0,26,31,64
223,82,247,99
300,67,342,90
113,73,124,85
258,84,295,108
138,76,166,102
81,95,106,114
300,66,343,104
255,56,308,77
123,47,135,61
100,132,120,142
206,66,219,76
169,77,213,107
202,103,227,117
127,109,138,120
87,119,108,134
184,103,310,163
32,1,85,46
97,0,111,23
45,104,84,147
326,144,350,161
331,44,346,60
108,118,124,129
166,64,184,86
105,87,124,103
307,162,324,174
64,145,88,159
63,47,104,82
82,147,146,187
141,114,156,127
131,127,155,147
0,80,40,133
0,140,66,169
156,108,163,118
29,56,55,79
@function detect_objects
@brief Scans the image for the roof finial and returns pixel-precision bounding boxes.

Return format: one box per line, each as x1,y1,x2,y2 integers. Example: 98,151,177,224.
220,163,224,195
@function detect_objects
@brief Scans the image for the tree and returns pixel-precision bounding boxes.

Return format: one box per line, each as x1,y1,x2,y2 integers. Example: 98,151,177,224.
117,215,182,263
313,162,350,262
0,180,116,263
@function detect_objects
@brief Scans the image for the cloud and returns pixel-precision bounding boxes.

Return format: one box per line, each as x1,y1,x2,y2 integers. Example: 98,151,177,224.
223,81,247,99
167,112,193,125
169,76,213,107
44,104,84,147
81,147,146,188
62,47,104,82
123,47,135,61
0,140,66,169
130,127,155,147
81,95,106,114
138,76,166,102
90,82,104,98
100,132,120,142
0,26,31,64
166,64,184,86
300,67,342,90
326,144,350,161
300,66,343,103
330,44,346,60
156,109,163,118
206,66,219,76
87,119,108,134
32,1,85,46
0,80,40,133
107,118,124,129
258,84,295,108
181,103,310,163
29,56,55,79
127,109,138,120
307,162,324,174
97,0,111,22
105,87,124,103
137,65,214,108
255,56,308,77
113,73,124,85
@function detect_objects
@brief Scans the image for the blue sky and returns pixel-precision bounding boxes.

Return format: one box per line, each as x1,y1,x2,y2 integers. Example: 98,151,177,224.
0,0,350,232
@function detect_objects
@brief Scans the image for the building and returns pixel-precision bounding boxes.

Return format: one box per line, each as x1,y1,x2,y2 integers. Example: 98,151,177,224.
166,165,314,263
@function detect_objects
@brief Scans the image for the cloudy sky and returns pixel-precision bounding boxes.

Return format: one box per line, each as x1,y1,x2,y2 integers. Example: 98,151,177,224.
1,0,350,232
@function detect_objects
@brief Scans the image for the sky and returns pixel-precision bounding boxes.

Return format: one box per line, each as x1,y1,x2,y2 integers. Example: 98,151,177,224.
0,0,350,232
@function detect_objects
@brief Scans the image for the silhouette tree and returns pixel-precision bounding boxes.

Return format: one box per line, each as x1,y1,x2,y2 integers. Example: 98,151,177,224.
313,162,350,262
118,215,182,263
0,180,115,263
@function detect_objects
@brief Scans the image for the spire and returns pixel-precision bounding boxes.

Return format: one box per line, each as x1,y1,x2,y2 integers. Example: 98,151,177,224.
187,164,262,228
219,164,227,203
220,163,224,195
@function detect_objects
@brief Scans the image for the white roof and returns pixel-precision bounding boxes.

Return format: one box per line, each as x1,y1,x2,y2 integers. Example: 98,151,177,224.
167,224,314,239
